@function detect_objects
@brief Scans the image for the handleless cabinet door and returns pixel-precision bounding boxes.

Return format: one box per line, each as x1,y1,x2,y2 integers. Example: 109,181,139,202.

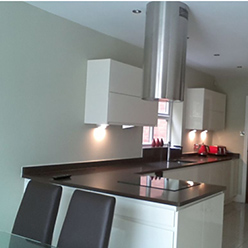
108,93,158,126
177,193,224,248
108,60,142,97
185,88,226,131
85,59,158,126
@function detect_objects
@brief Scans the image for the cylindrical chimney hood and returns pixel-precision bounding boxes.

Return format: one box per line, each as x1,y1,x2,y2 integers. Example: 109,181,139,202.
142,1,189,102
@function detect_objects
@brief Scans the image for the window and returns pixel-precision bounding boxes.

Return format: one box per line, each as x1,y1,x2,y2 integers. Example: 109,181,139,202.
142,100,171,145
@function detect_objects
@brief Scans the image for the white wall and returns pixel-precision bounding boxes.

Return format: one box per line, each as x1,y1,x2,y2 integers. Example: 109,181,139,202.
0,2,144,232
213,77,248,201
213,77,248,156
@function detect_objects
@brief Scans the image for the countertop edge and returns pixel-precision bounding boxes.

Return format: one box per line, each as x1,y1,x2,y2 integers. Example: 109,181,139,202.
22,153,239,177
24,175,226,207
21,154,234,207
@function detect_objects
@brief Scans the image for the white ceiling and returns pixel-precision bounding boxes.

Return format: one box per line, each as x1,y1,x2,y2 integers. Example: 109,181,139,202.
27,1,248,79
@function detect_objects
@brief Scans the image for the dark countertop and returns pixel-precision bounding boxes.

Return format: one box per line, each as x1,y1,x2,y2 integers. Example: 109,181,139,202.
138,153,239,174
22,153,238,207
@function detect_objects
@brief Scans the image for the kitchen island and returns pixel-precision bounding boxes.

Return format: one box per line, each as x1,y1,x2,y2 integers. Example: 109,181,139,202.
22,154,238,248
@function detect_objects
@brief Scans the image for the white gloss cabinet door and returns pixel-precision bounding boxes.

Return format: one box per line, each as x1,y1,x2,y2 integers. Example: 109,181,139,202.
163,166,199,182
185,88,205,130
202,194,224,248
176,200,205,248
185,88,226,130
229,159,239,198
108,93,158,126
107,194,177,248
110,217,174,248
84,59,158,126
108,60,142,97
204,89,226,130
176,193,224,248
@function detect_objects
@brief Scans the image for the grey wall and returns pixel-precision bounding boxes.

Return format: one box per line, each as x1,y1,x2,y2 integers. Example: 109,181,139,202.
0,2,144,232
213,77,248,156
213,77,248,201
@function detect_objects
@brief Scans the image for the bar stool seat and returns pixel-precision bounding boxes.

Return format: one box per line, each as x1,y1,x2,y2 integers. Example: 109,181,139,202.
12,180,62,245
57,190,115,248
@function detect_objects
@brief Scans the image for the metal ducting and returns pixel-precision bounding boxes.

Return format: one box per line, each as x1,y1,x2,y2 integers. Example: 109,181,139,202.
142,1,189,102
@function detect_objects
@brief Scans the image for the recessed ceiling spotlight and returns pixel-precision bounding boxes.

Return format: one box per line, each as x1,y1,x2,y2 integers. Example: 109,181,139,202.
132,9,142,14
214,54,220,56
237,66,243,69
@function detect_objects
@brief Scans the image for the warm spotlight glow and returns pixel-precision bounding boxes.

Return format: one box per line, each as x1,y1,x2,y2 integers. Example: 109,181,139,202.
200,130,208,142
93,124,108,141
186,181,194,186
189,130,196,141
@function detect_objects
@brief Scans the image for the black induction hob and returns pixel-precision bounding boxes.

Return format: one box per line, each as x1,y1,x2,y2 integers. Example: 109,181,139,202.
118,175,200,192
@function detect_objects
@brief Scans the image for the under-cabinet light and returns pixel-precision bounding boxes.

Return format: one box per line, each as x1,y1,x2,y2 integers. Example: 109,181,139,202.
122,125,134,129
186,181,194,186
189,130,196,140
93,124,108,141
200,130,208,141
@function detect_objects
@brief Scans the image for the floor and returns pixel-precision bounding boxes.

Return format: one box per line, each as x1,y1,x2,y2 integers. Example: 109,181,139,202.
222,202,248,248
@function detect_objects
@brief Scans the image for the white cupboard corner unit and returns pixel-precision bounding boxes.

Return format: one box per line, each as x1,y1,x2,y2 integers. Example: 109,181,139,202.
84,59,158,126
185,88,226,130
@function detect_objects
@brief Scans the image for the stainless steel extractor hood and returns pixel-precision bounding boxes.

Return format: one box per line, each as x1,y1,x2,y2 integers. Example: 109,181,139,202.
142,1,189,102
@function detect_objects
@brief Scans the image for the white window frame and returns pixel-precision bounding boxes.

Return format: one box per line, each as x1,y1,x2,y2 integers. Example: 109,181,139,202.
142,101,172,145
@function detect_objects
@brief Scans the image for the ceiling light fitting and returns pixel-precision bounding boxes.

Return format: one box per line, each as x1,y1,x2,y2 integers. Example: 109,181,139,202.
142,1,189,102
132,9,141,14
214,54,220,56
237,66,242,68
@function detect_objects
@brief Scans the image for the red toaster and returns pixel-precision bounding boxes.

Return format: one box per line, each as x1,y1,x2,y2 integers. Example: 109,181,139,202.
208,146,227,155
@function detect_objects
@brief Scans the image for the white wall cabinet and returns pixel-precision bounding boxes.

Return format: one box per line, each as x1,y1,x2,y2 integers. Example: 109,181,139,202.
162,159,239,204
185,88,226,130
84,59,158,126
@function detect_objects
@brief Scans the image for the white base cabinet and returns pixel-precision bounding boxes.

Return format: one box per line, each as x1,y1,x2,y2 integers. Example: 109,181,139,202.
110,193,224,248
162,159,239,204
39,182,224,248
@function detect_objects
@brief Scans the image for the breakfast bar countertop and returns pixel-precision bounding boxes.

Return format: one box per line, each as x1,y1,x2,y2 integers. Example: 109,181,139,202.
22,153,238,207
